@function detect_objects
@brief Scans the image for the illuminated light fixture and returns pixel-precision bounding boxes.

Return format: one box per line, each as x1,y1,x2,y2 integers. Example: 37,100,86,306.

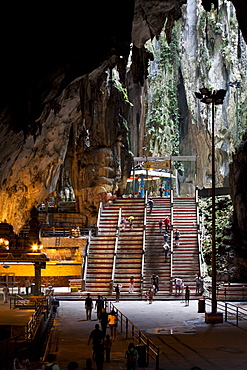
32,244,39,252
0,238,9,250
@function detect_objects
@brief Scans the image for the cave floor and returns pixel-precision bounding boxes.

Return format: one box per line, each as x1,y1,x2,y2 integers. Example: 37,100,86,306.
40,298,247,369
1,293,247,369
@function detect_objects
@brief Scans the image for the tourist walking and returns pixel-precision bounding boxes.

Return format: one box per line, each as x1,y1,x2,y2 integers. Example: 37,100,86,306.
95,295,104,320
148,198,154,214
87,324,104,364
185,286,190,306
195,274,202,294
128,215,134,229
120,217,127,231
85,293,93,320
3,283,9,303
163,232,169,242
115,284,121,301
174,277,183,295
163,242,169,259
151,274,159,293
100,308,108,337
104,334,112,362
158,219,163,233
129,276,135,293
125,342,139,370
164,216,171,232
24,277,31,295
148,288,154,304
159,186,164,197
108,309,118,341
174,228,180,246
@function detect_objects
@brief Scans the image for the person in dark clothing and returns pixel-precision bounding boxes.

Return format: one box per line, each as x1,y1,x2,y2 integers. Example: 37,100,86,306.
95,295,104,320
185,285,190,306
100,308,108,337
85,293,93,320
151,274,159,293
88,324,104,364
115,284,120,302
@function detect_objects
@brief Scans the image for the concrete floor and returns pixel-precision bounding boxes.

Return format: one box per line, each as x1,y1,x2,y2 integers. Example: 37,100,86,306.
41,299,247,370
2,292,247,369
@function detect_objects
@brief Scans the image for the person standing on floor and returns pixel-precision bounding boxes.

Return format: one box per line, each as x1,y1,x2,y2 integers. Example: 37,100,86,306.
108,309,118,341
185,285,190,306
95,295,104,320
129,276,135,293
104,334,112,363
3,283,9,303
195,274,202,294
87,324,104,366
115,283,121,302
100,308,108,337
159,186,164,197
148,287,154,304
85,293,93,320
125,342,139,370
24,277,31,295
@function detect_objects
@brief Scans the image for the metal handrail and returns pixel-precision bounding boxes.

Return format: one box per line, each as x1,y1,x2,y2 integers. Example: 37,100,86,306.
169,189,174,291
141,193,148,296
109,302,160,370
82,230,92,290
205,297,247,328
111,207,122,284
96,201,103,236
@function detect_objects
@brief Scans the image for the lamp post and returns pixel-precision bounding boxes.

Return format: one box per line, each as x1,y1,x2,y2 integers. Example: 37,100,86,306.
195,88,226,317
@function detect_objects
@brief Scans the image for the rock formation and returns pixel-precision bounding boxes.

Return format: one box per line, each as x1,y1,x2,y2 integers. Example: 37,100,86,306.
0,0,247,239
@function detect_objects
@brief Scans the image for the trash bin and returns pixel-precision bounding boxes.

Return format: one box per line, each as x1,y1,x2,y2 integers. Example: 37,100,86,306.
31,283,35,294
136,345,147,367
198,298,205,313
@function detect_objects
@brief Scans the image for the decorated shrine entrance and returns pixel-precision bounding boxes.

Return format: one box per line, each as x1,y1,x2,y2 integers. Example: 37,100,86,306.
128,156,197,198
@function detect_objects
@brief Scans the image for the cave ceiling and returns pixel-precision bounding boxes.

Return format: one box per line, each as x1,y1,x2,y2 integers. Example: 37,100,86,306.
0,0,247,232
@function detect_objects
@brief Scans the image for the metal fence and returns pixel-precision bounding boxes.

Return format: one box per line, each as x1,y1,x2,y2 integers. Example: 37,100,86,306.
109,302,160,370
205,298,247,328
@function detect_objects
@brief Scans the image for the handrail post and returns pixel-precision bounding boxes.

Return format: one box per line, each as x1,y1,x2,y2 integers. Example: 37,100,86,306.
170,189,174,292
141,196,147,298
96,202,103,236
225,302,228,322
236,307,239,326
111,207,122,286
126,318,129,339
156,348,160,370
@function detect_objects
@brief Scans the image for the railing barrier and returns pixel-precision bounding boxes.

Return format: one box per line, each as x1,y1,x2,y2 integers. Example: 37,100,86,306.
110,302,160,369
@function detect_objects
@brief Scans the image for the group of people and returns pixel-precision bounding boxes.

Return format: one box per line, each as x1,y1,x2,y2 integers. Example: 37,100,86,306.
2,277,31,304
120,216,134,231
85,292,139,370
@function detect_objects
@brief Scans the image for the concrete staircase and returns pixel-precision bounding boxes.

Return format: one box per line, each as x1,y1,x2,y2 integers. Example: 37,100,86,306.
85,198,145,298
172,198,200,293
143,198,172,296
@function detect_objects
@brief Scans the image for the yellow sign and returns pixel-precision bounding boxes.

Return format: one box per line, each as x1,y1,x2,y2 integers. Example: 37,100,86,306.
144,160,171,170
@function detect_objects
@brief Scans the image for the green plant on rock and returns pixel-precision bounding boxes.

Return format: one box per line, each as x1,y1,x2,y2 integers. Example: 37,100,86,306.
199,195,233,274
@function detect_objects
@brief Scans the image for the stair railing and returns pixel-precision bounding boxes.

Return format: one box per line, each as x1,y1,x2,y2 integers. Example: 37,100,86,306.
110,207,122,290
141,191,148,296
169,188,174,292
196,188,205,277
82,229,92,291
95,201,103,236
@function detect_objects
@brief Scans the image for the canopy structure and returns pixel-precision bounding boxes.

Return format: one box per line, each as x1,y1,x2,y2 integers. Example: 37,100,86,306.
128,156,197,198
128,169,176,180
